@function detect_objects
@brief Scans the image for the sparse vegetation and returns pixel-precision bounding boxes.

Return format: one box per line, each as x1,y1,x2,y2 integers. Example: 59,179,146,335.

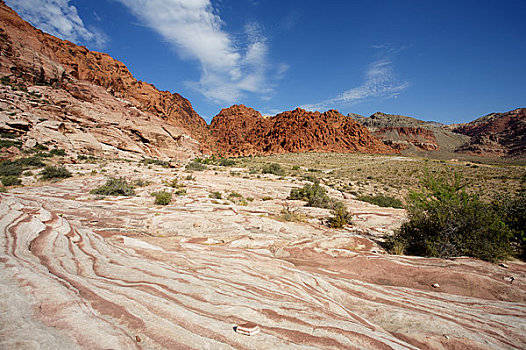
90,177,135,196
327,206,353,228
279,205,307,222
1,175,22,186
355,194,403,208
219,158,236,166
40,165,72,180
186,160,206,171
141,158,170,167
209,191,222,199
153,190,172,205
262,163,285,176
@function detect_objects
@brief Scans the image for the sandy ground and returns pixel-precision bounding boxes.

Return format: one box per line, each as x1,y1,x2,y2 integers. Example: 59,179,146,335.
1,161,525,349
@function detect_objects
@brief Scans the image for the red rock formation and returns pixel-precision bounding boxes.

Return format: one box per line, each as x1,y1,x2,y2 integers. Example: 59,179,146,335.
454,108,526,157
211,105,396,156
0,2,209,148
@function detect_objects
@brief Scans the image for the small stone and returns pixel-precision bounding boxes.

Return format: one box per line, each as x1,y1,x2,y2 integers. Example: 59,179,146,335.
193,222,201,228
432,283,440,288
235,322,260,336
135,335,141,343
443,334,450,340
499,263,509,268
503,276,515,283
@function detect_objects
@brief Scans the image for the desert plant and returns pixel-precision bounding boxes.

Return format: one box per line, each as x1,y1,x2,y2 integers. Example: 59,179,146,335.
327,205,353,228
40,166,72,180
1,175,21,186
219,158,236,166
209,191,222,199
355,194,403,209
494,191,526,260
153,190,172,205
90,177,135,196
385,172,513,262
262,163,285,176
288,180,343,210
186,160,206,171
280,205,307,222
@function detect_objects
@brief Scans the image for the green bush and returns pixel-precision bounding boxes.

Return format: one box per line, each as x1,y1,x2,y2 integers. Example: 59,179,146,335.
0,139,22,148
219,158,236,166
40,166,72,180
356,194,403,208
141,158,170,167
153,190,172,205
1,175,21,186
186,160,206,171
209,191,222,199
48,148,66,156
385,173,513,262
262,163,285,176
90,178,135,196
0,156,44,177
327,205,353,228
494,192,526,260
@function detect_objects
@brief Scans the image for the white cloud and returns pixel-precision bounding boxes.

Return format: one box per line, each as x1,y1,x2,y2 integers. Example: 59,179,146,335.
5,0,107,48
302,59,410,112
115,0,277,104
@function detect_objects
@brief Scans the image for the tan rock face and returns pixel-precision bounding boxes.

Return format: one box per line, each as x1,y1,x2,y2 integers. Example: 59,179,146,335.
0,1,210,153
211,105,397,157
375,126,440,151
454,108,526,157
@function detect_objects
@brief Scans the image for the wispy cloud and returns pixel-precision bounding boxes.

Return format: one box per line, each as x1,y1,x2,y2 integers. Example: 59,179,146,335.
5,0,107,48
115,0,279,104
302,59,410,112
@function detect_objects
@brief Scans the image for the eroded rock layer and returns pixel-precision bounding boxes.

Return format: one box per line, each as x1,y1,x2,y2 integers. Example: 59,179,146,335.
211,105,396,157
453,108,526,157
1,167,525,349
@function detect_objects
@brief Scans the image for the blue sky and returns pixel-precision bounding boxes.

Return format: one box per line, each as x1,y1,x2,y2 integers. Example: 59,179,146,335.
6,0,526,123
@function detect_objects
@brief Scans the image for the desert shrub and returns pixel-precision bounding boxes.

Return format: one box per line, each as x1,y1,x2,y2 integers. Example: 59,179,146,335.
228,191,243,199
209,191,222,199
34,143,49,151
356,194,403,208
141,158,170,167
40,166,72,180
385,172,513,262
0,139,22,148
280,205,307,222
262,163,285,176
133,179,150,187
1,175,21,186
90,177,135,196
327,206,353,228
292,165,300,171
185,175,195,181
261,196,273,201
48,148,66,156
153,190,172,205
0,156,43,177
494,192,526,260
219,158,236,166
186,160,206,171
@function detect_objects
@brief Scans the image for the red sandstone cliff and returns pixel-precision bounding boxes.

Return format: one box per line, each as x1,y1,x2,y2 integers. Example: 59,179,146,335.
211,105,396,157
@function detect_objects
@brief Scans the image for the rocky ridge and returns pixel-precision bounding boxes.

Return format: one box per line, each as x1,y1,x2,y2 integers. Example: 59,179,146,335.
211,105,396,157
453,108,526,157
351,112,470,156
0,1,207,159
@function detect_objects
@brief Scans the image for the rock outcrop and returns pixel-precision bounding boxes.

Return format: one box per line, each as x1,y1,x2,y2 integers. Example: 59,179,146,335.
352,112,469,156
211,105,396,157
453,108,526,157
0,1,208,158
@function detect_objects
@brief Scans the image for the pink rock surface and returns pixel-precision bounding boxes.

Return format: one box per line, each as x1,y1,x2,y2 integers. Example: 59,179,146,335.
1,167,525,349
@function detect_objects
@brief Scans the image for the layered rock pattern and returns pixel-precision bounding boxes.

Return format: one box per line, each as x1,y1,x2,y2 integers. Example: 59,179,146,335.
211,105,396,157
1,166,525,349
453,108,526,157
352,112,469,156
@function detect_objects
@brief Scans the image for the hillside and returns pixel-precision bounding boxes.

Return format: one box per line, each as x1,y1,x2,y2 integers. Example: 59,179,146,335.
211,105,396,157
351,112,470,157
453,108,526,157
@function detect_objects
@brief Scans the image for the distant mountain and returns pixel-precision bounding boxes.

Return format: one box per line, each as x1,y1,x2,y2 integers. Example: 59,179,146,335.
453,108,526,158
211,105,396,157
350,112,469,156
